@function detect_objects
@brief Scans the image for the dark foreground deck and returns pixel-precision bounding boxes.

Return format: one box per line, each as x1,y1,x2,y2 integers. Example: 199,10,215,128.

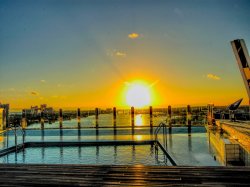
0,164,249,186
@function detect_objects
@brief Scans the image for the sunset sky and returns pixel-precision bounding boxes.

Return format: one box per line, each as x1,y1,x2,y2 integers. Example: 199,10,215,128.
0,0,250,109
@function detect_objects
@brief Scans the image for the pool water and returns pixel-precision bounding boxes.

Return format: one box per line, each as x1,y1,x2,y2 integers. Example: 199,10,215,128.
0,113,221,166
0,127,221,166
0,144,170,166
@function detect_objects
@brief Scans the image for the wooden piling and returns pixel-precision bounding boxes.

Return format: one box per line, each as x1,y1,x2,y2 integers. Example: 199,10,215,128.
131,106,135,118
113,108,117,132
95,108,99,120
149,106,153,133
95,108,99,128
77,108,81,122
113,107,117,120
131,106,135,127
168,105,172,130
187,105,191,134
149,106,153,118
59,109,63,129
41,111,44,129
41,128,44,142
60,128,63,141
78,127,81,141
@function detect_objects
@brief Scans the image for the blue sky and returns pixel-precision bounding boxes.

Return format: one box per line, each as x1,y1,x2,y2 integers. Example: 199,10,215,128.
0,0,250,108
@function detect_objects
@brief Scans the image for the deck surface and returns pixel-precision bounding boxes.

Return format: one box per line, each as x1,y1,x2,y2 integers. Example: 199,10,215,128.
218,120,250,150
0,164,249,186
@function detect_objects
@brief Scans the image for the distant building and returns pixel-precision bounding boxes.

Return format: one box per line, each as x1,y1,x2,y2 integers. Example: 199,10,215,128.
23,104,54,119
106,108,112,113
0,103,9,127
31,106,39,116
40,104,47,111
43,107,54,118
0,108,6,130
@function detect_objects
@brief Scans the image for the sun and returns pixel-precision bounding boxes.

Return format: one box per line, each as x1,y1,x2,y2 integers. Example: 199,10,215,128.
126,83,151,107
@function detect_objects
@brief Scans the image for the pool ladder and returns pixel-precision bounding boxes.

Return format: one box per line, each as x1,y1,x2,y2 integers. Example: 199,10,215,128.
9,123,25,152
154,122,177,166
154,122,167,150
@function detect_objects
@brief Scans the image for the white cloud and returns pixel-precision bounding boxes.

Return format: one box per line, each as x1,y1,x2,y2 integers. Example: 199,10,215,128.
128,33,139,39
207,74,221,80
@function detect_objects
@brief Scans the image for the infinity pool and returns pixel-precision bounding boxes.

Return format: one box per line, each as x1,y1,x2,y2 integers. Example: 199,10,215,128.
0,144,172,166
0,126,222,166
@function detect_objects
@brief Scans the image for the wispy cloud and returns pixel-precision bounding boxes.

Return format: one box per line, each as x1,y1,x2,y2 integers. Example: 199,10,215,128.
115,51,126,57
40,80,46,83
30,91,39,96
124,81,130,86
51,95,67,99
150,80,160,87
128,33,139,39
9,88,16,91
207,74,221,80
174,8,183,17
106,49,127,58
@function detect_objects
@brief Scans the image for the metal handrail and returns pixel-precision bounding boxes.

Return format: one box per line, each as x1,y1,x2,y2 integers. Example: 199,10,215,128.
9,124,25,152
154,122,167,144
154,121,177,166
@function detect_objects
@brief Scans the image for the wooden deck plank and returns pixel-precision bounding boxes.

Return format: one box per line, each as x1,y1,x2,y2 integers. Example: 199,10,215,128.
0,164,249,186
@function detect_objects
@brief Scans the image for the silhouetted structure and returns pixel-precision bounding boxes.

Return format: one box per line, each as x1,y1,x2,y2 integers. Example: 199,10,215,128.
231,39,250,104
228,98,243,121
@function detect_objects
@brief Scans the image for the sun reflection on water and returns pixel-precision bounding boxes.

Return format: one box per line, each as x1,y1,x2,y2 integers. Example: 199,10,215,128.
134,135,143,141
135,114,143,126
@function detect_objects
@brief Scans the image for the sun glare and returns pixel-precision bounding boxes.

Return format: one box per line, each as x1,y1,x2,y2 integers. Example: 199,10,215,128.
126,83,151,107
